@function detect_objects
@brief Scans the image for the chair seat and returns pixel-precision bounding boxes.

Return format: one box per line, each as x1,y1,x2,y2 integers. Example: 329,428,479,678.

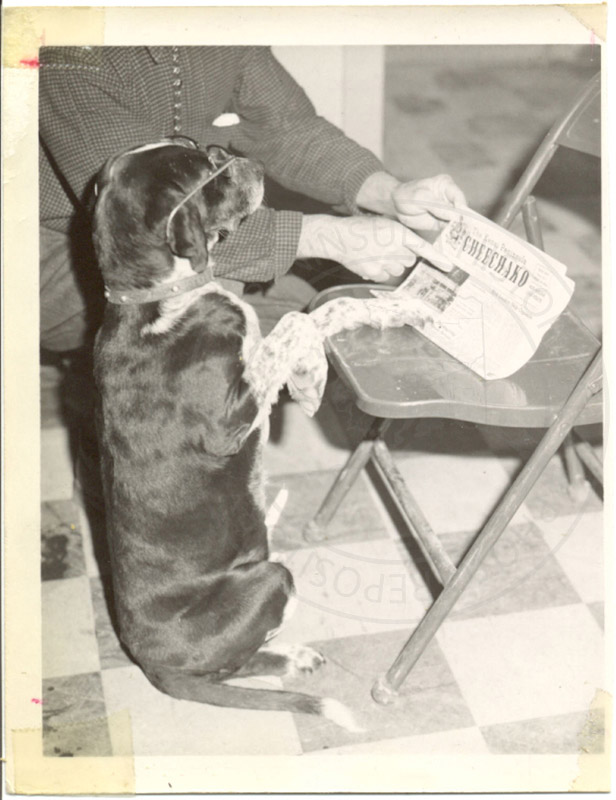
312,284,602,428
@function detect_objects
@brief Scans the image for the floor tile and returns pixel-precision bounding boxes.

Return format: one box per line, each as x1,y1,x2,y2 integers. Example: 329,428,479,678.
42,577,100,679
522,455,603,520
41,426,74,501
90,576,134,670
264,395,353,476
587,601,604,630
76,501,112,577
407,522,581,620
538,511,604,603
480,708,605,754
102,665,302,756
314,725,489,755
438,604,605,727
43,672,112,757
393,449,532,534
283,629,475,752
267,470,388,552
40,363,65,428
273,538,429,644
41,500,86,581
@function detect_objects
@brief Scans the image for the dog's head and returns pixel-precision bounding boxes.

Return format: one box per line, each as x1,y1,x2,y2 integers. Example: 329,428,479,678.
92,140,264,291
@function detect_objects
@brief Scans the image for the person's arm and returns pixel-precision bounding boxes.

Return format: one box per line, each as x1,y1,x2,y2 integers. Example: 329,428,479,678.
227,47,384,213
39,48,156,216
356,171,468,230
39,47,295,285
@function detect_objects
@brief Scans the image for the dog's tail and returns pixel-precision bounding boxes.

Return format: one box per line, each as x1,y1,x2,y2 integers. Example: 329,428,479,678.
153,675,364,732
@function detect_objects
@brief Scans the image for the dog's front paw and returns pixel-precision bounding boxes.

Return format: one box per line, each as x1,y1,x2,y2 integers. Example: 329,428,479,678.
287,644,326,676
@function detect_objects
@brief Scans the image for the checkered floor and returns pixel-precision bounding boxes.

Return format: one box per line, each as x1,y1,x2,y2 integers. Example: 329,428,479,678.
40,47,604,759
41,378,605,758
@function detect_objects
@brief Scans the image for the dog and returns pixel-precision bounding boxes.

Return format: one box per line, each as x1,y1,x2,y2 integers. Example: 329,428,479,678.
91,138,361,730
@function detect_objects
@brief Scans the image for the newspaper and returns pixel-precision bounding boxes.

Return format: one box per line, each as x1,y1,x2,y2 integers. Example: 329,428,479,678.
393,210,576,380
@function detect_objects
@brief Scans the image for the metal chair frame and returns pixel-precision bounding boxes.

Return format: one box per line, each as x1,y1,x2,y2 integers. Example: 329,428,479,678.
303,73,603,705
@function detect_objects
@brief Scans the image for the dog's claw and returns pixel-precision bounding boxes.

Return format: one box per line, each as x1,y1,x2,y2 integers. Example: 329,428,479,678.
288,645,326,676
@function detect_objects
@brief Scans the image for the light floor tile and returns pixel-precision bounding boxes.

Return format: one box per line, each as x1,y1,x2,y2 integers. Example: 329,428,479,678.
437,604,605,727
41,426,74,501
587,601,604,630
76,502,111,577
394,450,532,534
42,577,100,679
285,630,474,752
480,708,605,754
315,725,489,755
267,471,388,552
273,539,429,645
90,576,133,670
101,665,302,756
264,397,352,476
538,511,604,603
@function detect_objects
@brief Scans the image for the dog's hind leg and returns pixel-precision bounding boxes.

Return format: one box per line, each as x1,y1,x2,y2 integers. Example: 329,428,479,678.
232,642,325,679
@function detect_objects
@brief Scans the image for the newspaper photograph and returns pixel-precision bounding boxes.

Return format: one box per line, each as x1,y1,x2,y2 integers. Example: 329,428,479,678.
396,210,576,379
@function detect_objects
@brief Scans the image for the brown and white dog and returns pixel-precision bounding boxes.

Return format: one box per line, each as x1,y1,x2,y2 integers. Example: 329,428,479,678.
91,139,360,729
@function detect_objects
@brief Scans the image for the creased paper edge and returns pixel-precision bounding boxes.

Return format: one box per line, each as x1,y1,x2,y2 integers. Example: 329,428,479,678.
561,3,607,43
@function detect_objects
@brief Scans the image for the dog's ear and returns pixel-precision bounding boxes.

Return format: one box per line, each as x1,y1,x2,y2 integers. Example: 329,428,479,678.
167,202,210,273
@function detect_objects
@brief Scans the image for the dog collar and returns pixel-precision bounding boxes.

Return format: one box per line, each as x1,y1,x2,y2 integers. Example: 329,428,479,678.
104,270,213,305
165,155,236,243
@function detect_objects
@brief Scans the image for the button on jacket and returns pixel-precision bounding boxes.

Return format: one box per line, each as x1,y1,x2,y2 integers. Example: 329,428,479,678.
39,45,384,283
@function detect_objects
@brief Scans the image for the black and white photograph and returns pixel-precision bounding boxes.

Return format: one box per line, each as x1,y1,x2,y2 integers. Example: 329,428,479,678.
3,3,610,794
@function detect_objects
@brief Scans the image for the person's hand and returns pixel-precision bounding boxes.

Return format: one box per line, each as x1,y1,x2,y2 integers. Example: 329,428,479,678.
393,174,467,232
297,214,456,281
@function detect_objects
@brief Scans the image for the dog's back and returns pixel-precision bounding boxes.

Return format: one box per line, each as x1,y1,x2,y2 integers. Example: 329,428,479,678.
91,140,361,731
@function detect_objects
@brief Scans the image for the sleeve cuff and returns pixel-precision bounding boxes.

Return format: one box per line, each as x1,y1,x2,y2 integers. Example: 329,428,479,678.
340,155,384,215
272,210,304,277
211,208,303,283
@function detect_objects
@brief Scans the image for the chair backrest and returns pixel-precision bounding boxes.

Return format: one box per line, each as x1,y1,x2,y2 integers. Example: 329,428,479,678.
556,72,600,157
496,72,600,229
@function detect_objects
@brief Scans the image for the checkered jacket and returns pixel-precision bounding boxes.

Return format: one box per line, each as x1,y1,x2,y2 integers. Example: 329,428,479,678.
39,46,383,282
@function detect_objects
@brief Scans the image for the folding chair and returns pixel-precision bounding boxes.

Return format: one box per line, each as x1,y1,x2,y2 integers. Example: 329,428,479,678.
303,72,602,705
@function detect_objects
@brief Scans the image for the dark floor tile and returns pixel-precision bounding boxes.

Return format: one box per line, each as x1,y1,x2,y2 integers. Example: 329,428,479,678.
447,522,581,619
267,470,388,552
90,576,134,670
43,672,112,757
41,500,86,581
481,708,604,754
587,601,604,630
404,522,581,619
283,629,474,752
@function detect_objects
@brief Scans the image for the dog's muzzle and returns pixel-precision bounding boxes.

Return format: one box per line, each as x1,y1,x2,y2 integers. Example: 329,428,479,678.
164,155,236,243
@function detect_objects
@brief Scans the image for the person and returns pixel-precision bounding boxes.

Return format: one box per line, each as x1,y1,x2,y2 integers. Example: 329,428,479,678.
39,45,467,352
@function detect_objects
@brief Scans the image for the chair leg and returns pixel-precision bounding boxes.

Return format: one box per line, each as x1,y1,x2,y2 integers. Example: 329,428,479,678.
303,418,391,543
573,431,603,488
372,440,456,585
562,432,591,502
372,350,602,704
